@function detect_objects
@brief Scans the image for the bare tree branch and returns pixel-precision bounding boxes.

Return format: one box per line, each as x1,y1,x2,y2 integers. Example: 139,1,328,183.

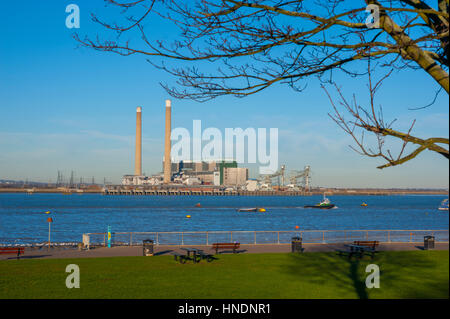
76,0,449,169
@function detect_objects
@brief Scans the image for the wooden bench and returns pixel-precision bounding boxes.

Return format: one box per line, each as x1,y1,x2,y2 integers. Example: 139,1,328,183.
211,243,240,254
354,241,379,258
0,247,25,259
354,241,379,249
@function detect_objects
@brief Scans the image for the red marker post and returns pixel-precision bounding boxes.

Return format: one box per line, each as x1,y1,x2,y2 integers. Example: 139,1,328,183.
47,216,53,250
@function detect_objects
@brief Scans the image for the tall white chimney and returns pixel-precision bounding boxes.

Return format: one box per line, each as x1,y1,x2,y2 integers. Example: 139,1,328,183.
135,106,142,176
163,100,172,183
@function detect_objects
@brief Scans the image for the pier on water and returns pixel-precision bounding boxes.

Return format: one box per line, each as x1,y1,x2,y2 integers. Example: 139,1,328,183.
102,188,312,196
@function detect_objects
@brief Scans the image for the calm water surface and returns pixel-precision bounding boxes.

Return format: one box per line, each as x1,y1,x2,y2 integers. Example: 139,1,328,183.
0,193,448,244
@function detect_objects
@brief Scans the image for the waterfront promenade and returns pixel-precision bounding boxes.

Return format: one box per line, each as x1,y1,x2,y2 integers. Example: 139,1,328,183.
1,242,447,260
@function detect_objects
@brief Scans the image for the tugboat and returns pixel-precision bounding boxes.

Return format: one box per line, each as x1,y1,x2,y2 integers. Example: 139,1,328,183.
438,199,449,211
304,194,336,209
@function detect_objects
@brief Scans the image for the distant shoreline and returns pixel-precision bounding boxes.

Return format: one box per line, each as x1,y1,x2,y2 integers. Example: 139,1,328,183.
0,187,447,196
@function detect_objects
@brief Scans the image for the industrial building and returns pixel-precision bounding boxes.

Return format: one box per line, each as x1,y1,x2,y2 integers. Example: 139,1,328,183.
121,100,252,188
222,167,249,186
167,160,246,186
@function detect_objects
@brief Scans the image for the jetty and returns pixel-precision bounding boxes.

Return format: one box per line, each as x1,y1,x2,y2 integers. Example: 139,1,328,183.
102,188,310,196
0,186,447,196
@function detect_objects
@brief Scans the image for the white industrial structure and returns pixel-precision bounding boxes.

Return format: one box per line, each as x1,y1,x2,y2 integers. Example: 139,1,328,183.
122,175,162,186
260,165,286,187
245,179,259,191
256,164,311,191
287,166,311,191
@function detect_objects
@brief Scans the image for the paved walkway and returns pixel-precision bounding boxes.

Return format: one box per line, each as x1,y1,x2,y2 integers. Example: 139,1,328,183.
1,242,448,260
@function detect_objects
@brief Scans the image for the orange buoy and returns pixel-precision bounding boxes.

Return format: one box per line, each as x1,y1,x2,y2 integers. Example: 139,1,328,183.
295,226,299,230
195,203,201,208
186,215,191,218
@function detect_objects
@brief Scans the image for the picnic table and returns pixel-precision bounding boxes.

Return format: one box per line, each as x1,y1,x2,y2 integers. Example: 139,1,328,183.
177,248,213,263
180,247,199,263
338,243,378,259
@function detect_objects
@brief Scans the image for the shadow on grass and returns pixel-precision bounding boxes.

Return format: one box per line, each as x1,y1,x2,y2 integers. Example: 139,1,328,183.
15,255,52,259
216,249,247,254
375,251,448,299
154,250,173,256
285,251,446,299
286,252,370,298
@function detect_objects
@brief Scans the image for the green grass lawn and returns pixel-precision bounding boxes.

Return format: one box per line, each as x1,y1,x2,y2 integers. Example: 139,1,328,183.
0,250,448,299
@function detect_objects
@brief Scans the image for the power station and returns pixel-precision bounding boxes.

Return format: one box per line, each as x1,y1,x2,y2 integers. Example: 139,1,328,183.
121,100,310,192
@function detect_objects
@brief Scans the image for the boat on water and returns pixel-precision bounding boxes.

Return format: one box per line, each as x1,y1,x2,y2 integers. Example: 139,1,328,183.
361,202,368,207
237,208,266,212
438,199,449,211
304,195,336,209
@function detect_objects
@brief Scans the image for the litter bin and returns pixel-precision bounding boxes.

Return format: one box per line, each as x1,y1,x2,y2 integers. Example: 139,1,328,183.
143,239,154,256
424,236,435,250
291,237,302,253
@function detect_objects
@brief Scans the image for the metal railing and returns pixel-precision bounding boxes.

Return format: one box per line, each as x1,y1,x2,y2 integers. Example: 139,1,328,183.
82,229,449,247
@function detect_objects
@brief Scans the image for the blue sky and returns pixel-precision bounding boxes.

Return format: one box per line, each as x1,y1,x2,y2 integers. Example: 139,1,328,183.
0,0,448,188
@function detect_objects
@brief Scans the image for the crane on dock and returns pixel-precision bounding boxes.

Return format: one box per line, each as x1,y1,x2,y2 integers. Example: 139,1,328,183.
287,166,311,191
260,165,286,187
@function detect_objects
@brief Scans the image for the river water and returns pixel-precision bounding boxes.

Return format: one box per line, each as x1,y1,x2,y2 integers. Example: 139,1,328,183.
0,193,448,244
